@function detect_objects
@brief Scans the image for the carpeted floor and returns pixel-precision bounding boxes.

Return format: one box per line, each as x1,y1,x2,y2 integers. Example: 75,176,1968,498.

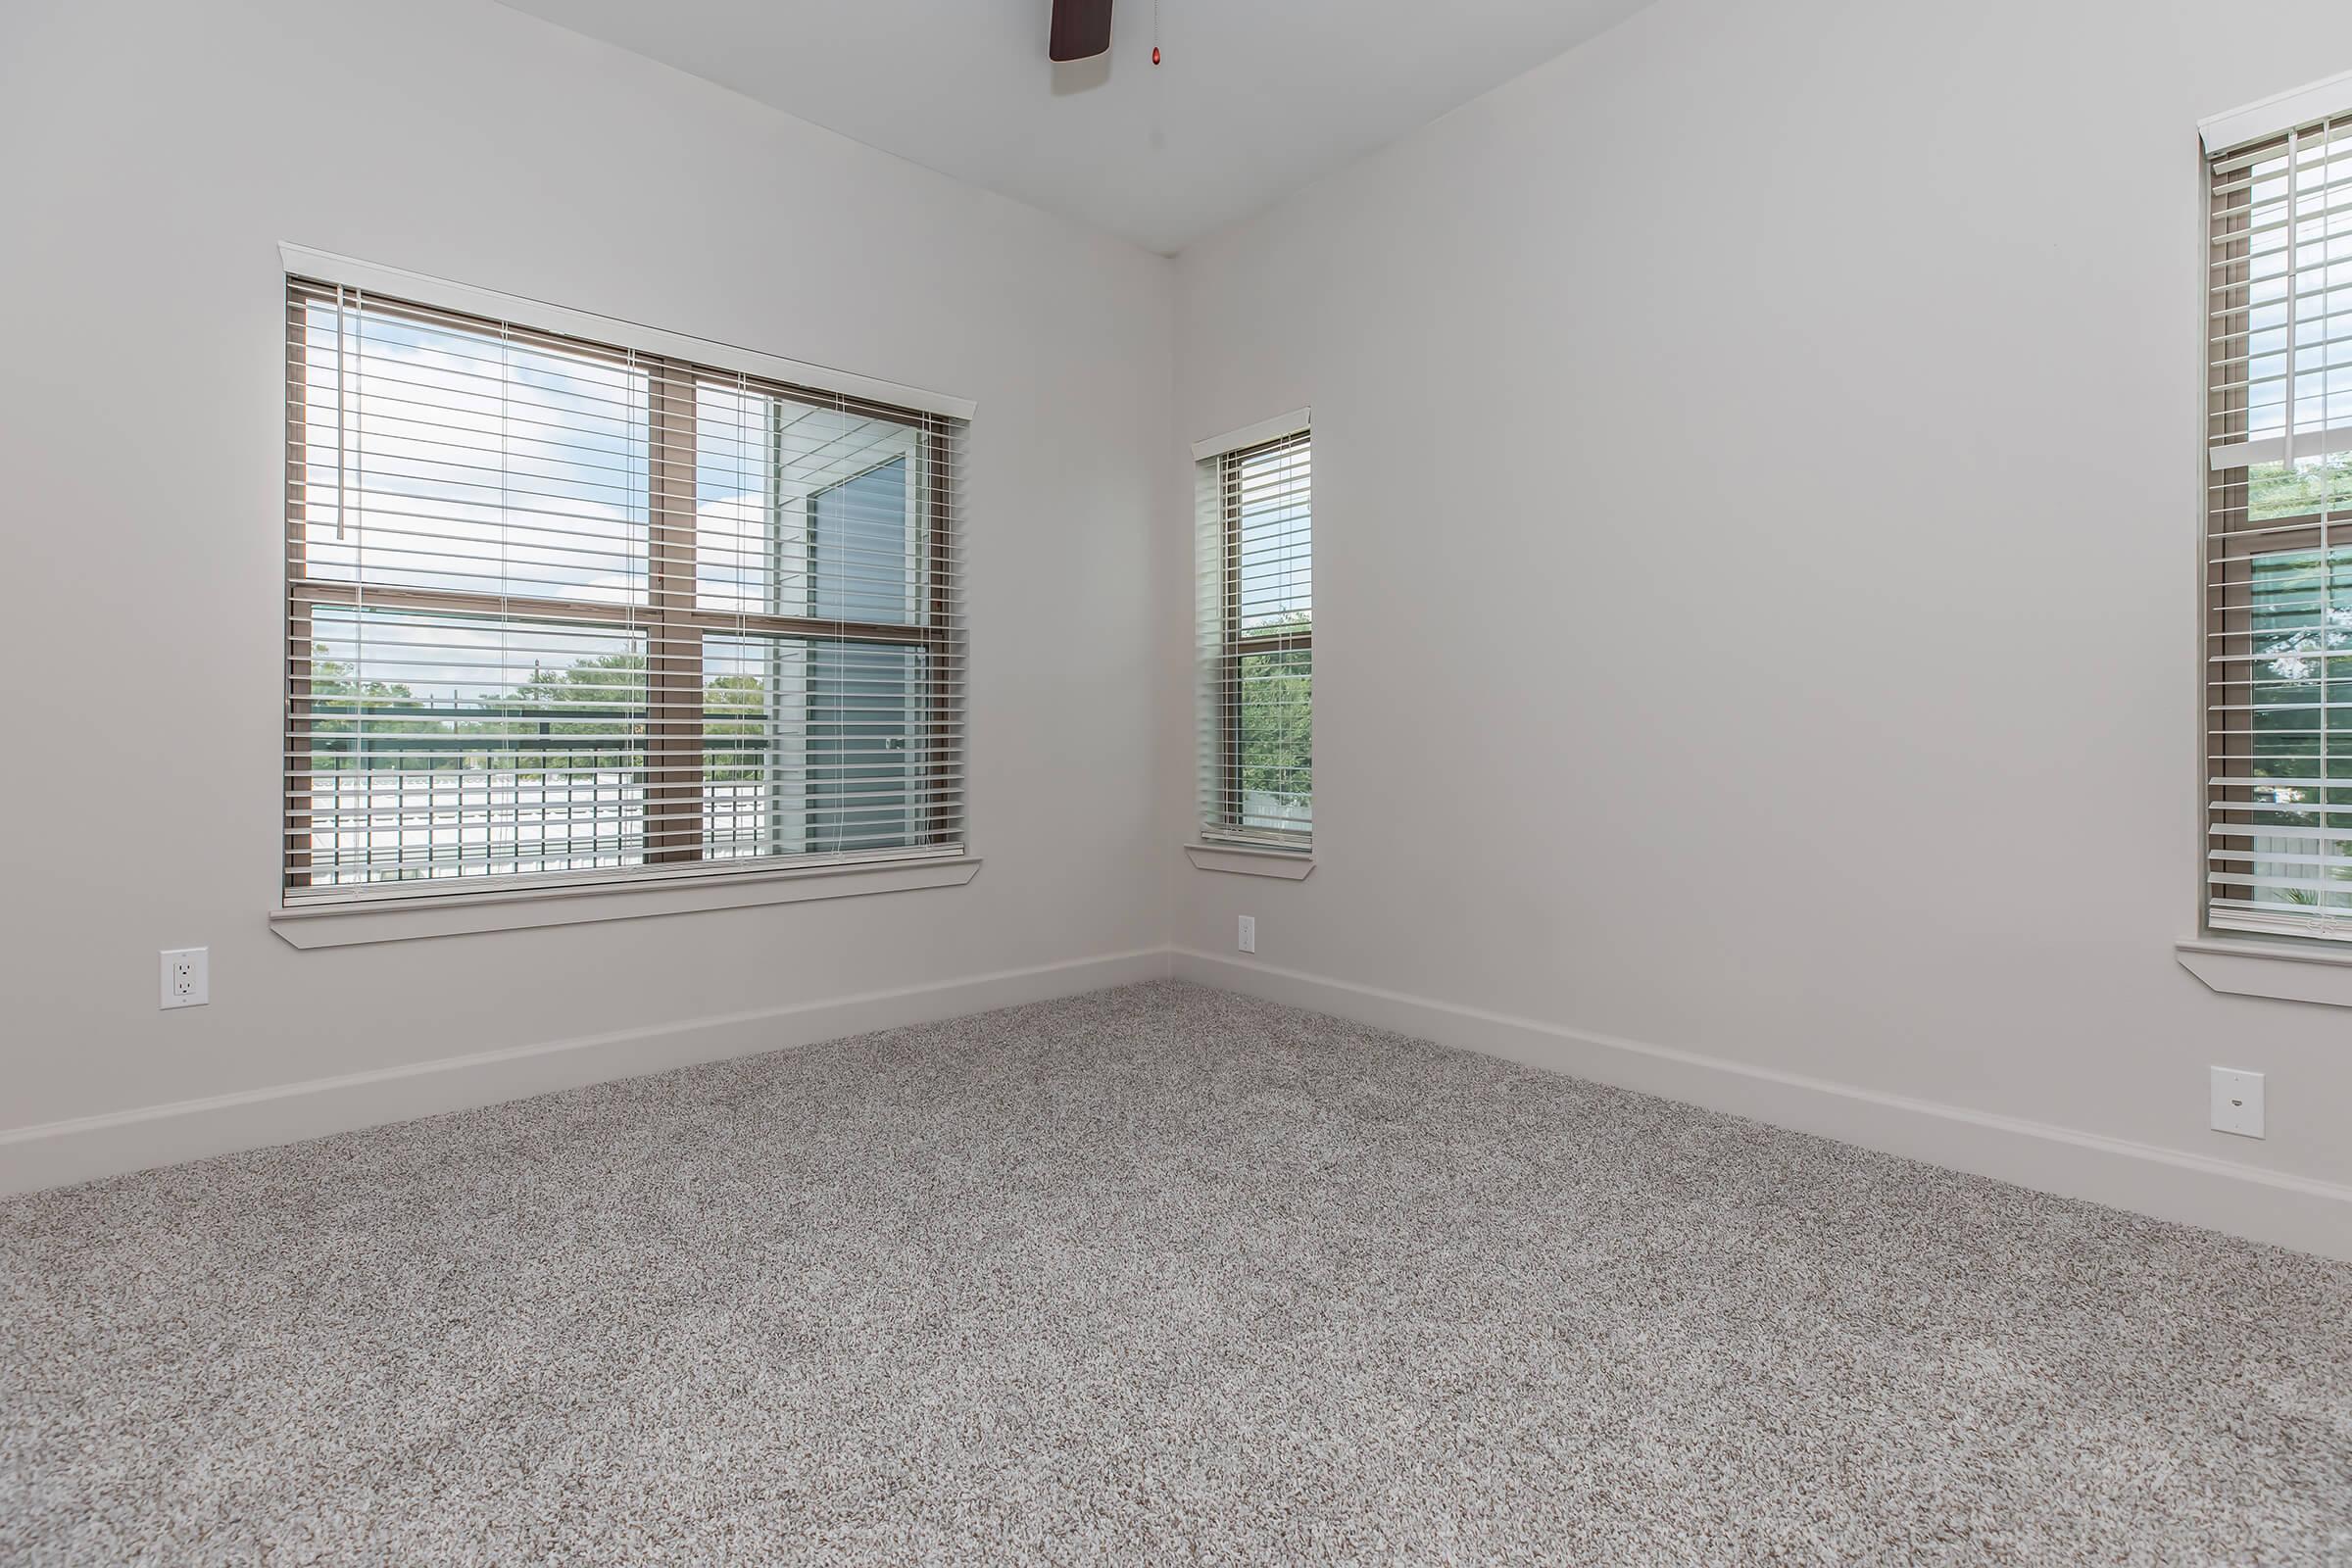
2,981,2348,1565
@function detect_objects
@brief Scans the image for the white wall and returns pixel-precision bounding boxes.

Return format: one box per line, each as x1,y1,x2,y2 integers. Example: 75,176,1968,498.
0,0,1175,1155
1168,0,2352,1247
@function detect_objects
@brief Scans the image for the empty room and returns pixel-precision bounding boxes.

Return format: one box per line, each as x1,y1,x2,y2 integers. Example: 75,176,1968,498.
4,0,2351,1560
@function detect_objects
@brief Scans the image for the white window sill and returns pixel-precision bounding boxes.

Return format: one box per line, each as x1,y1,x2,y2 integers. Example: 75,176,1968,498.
270,856,981,949
1184,843,1314,880
2176,933,2352,1007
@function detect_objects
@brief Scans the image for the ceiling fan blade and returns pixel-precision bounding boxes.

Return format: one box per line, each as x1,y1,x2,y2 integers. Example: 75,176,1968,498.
1049,0,1113,62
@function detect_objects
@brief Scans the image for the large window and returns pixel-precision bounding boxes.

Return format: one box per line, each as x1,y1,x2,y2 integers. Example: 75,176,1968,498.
1196,425,1311,848
283,277,964,902
2204,107,2352,938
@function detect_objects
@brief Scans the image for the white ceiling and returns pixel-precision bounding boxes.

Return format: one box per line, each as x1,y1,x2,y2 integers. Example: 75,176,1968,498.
497,0,1655,255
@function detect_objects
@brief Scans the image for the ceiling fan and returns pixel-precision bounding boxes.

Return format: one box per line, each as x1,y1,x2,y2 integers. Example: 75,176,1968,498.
1049,0,1113,62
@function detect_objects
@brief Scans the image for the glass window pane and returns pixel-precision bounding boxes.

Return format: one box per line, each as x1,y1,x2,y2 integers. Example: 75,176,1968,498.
2250,455,2352,520
2246,546,2352,909
808,643,920,853
300,607,647,886
812,455,917,625
694,394,923,620
701,634,805,859
693,383,778,615
696,634,924,858
1235,647,1312,835
1235,442,1310,636
299,304,649,604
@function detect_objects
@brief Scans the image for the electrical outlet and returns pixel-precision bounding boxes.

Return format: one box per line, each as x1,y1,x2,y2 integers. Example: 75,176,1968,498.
1237,915,1256,955
160,948,209,1009
2210,1066,2264,1139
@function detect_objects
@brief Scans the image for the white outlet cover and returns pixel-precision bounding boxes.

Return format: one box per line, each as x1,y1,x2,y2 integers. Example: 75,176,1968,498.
160,947,209,1009
2210,1066,2264,1139
1237,914,1256,955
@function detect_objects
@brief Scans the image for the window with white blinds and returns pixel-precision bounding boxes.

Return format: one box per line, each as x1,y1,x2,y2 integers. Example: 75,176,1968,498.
283,276,965,903
2205,101,2352,938
1196,425,1311,848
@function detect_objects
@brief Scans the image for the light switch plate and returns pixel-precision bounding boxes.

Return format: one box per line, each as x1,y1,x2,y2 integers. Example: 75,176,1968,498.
2210,1066,2264,1139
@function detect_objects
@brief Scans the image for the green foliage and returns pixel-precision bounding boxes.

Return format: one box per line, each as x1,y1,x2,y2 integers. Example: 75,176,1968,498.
2249,455,2352,521
1238,651,1311,805
2244,541,2352,908
305,657,452,770
307,648,772,783
1236,612,1311,816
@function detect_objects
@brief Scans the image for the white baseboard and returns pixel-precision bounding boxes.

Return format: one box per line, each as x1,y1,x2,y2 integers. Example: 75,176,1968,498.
16,943,2346,1263
1171,949,2352,1263
0,948,1173,1198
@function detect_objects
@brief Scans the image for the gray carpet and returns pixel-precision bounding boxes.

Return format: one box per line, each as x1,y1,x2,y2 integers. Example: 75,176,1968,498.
3,981,2348,1565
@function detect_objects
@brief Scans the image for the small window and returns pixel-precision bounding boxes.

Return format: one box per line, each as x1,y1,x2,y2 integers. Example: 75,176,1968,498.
2204,108,2352,938
282,278,965,903
1196,425,1312,848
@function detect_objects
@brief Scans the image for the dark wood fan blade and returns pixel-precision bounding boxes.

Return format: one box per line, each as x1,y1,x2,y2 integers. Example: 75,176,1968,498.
1049,0,1113,61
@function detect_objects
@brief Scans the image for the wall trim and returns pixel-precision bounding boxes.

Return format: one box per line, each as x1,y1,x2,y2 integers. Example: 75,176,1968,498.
271,855,981,948
0,947,1172,1198
2177,935,2352,1007
1184,843,1314,879
1190,407,1310,462
15,942,2344,1262
1171,949,2352,1263
2199,65,2352,158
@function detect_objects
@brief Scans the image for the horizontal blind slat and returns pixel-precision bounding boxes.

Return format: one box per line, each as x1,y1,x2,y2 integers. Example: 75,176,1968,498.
285,277,966,898
1196,427,1312,849
2202,112,2352,939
